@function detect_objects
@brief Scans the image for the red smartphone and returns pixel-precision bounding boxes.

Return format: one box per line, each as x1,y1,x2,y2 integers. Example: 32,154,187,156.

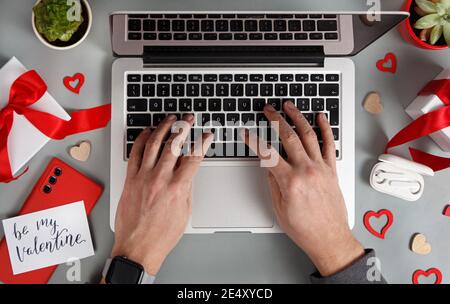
0,158,103,284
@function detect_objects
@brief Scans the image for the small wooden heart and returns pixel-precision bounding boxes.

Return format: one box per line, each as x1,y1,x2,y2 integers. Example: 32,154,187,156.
411,233,432,255
363,92,383,114
443,205,450,217
69,141,91,162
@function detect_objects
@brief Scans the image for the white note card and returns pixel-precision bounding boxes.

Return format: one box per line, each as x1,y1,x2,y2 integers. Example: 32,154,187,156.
2,201,95,275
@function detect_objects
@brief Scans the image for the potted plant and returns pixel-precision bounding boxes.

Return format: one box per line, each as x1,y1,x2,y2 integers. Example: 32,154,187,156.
32,0,92,50
400,0,450,50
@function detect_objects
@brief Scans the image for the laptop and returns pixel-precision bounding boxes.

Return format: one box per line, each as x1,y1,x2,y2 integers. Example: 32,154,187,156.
109,11,408,233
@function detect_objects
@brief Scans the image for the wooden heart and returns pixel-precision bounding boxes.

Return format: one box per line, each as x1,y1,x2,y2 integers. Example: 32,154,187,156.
69,141,91,162
363,209,394,239
63,73,85,94
363,92,383,114
443,205,450,217
411,233,432,255
376,52,397,74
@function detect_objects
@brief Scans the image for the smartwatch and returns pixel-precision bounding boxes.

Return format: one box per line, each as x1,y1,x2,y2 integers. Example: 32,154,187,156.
102,256,156,284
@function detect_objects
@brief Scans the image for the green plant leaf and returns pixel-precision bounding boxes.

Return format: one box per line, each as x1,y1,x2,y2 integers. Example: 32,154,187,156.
430,24,443,44
414,14,442,29
443,22,450,46
439,0,450,10
415,0,437,13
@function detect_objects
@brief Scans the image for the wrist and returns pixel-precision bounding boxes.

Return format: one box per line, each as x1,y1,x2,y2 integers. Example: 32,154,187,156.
111,245,167,276
308,231,365,277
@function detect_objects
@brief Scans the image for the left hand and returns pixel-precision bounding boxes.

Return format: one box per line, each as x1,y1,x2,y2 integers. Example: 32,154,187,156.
111,114,213,276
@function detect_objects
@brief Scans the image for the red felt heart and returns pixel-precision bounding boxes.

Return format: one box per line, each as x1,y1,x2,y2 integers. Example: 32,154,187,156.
363,209,394,239
63,73,85,94
376,53,397,74
444,205,450,217
412,268,443,284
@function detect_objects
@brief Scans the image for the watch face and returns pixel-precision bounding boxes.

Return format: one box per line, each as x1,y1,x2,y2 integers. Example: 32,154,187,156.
106,257,144,284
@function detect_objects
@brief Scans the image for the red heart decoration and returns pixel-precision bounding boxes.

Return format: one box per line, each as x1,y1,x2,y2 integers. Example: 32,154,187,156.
376,52,397,74
363,209,394,239
63,73,85,94
444,205,450,217
412,268,443,284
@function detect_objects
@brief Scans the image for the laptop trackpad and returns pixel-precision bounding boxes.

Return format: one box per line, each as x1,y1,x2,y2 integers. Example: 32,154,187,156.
192,166,274,229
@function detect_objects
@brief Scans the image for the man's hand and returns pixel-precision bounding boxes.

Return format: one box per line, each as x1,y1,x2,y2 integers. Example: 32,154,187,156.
243,101,364,277
111,114,213,276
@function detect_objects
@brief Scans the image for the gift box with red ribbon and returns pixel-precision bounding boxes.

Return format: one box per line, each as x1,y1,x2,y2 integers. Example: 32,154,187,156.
406,69,450,152
0,57,111,183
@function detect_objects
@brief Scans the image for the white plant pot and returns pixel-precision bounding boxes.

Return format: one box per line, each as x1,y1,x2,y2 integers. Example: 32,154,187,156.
32,0,92,50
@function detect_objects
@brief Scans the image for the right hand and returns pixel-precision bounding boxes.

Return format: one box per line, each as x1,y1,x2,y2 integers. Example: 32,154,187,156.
242,101,364,277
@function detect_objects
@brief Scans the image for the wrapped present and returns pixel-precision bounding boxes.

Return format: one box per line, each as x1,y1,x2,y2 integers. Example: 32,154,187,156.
0,57,71,180
406,68,450,152
0,57,112,183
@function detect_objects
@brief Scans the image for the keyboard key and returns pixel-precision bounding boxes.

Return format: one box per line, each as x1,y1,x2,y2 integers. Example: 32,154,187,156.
309,14,323,19
260,84,273,96
245,20,258,31
242,113,256,126
187,84,200,97
234,74,248,82
179,99,192,111
264,33,278,40
231,84,244,96
227,113,240,126
153,114,167,127
245,84,259,96
158,74,171,82
265,74,278,81
127,114,151,127
164,99,177,111
268,98,281,111
319,84,339,96
325,33,338,40
219,33,233,40
172,20,185,31
238,98,251,111
204,74,218,82
297,98,310,111
128,19,141,31
143,20,156,31
249,33,263,40
143,74,156,82
127,84,140,97
259,20,272,31
187,20,200,31
129,14,149,19
312,98,325,111
149,99,163,111
194,98,207,111
311,74,324,82
158,33,172,40
189,74,203,82
127,128,144,142
174,33,187,40
309,33,323,40
157,20,171,31
230,20,243,31
142,84,155,97
127,99,147,112
281,74,294,82
223,98,237,111
250,74,264,82
317,20,337,31
326,98,339,126
128,32,142,40
280,33,293,40
304,84,317,96
303,113,314,125
204,33,217,40
208,99,222,111
216,84,229,96
201,20,214,31
288,20,302,31
174,74,187,82
324,14,337,18
198,113,211,126
296,74,309,82
303,20,316,31
127,74,141,82
189,33,202,40
326,74,340,82
201,84,214,96
220,128,234,142
275,84,288,96
212,114,226,126
289,84,303,96
256,113,268,126
157,84,170,97
274,20,287,31
294,33,308,40
234,33,248,40
253,98,266,111
332,128,339,140
144,33,157,40
219,74,233,82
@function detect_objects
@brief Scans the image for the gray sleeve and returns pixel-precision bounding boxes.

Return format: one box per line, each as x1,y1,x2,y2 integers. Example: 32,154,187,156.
310,249,386,284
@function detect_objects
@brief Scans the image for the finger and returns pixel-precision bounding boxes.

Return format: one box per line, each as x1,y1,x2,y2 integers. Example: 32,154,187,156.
174,132,214,184
283,101,322,161
127,128,151,176
156,114,195,174
140,115,177,172
317,113,337,170
263,104,306,163
241,128,290,178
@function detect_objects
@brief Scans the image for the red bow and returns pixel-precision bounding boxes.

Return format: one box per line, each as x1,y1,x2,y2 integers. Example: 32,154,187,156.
385,79,450,171
0,70,111,183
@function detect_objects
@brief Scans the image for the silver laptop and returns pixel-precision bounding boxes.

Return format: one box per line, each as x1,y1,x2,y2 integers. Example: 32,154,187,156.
109,11,408,233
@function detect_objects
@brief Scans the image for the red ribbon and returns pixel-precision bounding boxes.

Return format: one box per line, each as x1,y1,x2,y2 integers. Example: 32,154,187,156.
385,79,450,171
0,70,111,183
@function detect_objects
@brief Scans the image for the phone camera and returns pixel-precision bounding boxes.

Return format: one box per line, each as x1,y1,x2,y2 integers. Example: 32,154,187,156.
54,168,62,176
43,185,52,194
49,176,57,185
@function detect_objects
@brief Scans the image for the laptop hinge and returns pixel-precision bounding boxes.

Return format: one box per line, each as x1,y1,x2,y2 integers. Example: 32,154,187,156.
143,46,324,66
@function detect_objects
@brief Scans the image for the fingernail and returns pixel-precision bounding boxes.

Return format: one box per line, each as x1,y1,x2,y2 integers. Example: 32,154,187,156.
265,104,276,112
168,114,177,121
184,114,195,122
285,100,296,110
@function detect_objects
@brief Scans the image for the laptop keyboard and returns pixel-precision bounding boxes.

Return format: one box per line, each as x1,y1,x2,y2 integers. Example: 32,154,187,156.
125,70,341,160
126,13,340,43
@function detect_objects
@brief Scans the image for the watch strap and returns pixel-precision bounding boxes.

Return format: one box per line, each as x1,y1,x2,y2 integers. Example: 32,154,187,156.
102,258,156,284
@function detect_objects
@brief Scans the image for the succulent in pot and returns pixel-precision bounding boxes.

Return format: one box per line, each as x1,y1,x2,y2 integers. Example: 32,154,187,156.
413,0,450,46
32,0,92,50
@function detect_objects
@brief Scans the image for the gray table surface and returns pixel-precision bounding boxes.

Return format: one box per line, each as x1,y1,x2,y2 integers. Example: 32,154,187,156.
0,0,449,284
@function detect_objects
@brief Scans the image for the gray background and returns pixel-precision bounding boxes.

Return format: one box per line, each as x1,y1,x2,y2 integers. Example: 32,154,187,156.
0,0,449,284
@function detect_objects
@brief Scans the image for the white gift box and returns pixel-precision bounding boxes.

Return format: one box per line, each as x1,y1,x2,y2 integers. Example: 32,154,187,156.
0,57,70,176
405,68,450,152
